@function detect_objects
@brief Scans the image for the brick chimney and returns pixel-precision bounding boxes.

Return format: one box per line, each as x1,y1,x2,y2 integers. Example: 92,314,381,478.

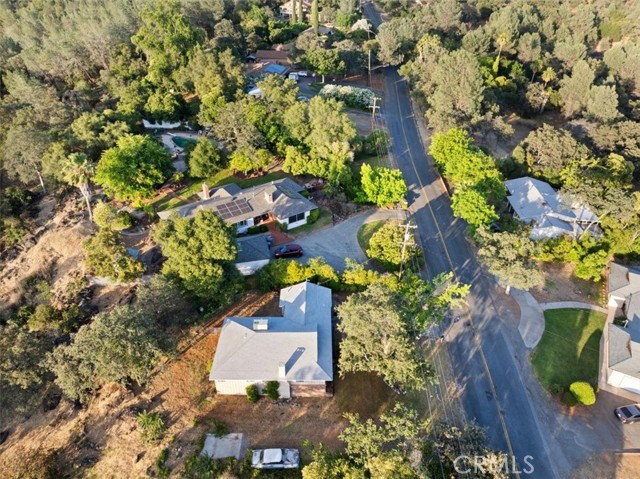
202,182,210,199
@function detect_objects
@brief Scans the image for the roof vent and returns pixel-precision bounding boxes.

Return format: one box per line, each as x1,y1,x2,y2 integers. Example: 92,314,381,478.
253,319,269,331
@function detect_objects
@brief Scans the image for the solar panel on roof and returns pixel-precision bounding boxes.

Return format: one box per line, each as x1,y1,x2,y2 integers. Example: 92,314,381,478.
215,199,253,220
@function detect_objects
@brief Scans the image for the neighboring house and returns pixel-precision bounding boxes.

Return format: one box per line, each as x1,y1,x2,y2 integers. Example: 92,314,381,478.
279,0,311,19
504,177,599,240
157,178,317,234
255,62,289,77
256,49,291,65
235,234,271,276
605,263,640,395
209,282,333,398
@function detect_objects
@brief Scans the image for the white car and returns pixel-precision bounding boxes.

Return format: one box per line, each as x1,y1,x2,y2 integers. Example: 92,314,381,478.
251,448,300,469
296,71,309,77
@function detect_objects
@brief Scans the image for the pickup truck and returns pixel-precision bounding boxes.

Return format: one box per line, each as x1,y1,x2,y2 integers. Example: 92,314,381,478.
251,448,300,469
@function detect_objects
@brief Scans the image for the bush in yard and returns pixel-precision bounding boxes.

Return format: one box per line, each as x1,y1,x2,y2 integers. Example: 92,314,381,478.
308,208,320,224
210,418,229,437
562,391,578,408
247,224,268,234
137,410,166,442
93,201,134,231
569,381,596,406
318,84,375,109
246,384,260,403
265,380,280,401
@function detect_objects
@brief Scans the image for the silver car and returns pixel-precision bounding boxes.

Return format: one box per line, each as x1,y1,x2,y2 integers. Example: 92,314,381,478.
251,448,300,469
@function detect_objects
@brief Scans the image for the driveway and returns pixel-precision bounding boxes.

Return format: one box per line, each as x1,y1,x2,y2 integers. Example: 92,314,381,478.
292,208,406,271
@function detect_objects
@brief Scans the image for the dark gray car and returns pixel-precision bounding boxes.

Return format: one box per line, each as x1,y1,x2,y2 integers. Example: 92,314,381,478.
615,404,640,424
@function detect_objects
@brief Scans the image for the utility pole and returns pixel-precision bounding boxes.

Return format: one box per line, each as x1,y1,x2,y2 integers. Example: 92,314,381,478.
398,221,418,279
370,96,381,123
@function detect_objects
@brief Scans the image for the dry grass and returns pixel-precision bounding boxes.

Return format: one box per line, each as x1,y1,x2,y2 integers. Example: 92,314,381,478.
0,291,400,478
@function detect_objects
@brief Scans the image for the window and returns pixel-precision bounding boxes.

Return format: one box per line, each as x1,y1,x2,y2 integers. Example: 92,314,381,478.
236,220,248,227
288,212,305,224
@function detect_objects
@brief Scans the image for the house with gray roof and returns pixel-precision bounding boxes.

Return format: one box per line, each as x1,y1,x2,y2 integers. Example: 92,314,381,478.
235,234,271,276
605,263,640,396
210,282,333,398
505,177,599,240
158,178,317,234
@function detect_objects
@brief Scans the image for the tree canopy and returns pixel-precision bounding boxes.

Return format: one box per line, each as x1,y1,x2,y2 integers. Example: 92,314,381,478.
153,210,240,302
358,164,407,207
95,135,173,203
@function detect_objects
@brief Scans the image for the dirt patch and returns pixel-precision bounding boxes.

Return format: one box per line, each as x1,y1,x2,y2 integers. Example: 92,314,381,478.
0,209,93,312
571,452,640,479
530,262,604,306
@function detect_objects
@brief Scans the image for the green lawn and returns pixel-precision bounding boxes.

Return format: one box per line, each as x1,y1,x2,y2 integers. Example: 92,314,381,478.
353,154,389,172
336,372,396,418
531,308,606,391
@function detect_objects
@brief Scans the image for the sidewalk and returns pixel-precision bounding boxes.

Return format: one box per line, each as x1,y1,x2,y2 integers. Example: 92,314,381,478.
511,288,545,349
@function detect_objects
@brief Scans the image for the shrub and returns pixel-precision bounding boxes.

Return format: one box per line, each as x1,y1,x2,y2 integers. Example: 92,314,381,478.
246,384,260,403
318,84,375,109
137,410,166,442
210,418,229,437
247,224,268,235
550,383,564,395
308,208,320,224
264,381,280,401
93,201,134,231
155,448,170,479
562,391,578,408
569,381,596,406
183,454,236,479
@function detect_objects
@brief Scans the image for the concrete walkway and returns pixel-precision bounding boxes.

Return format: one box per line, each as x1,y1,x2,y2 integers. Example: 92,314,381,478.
541,301,608,314
294,208,407,271
513,292,610,349
511,289,546,349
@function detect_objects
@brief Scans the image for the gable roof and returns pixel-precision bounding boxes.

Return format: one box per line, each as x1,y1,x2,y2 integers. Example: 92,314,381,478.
609,323,640,379
236,235,271,264
256,50,290,62
505,177,599,240
158,178,316,223
609,263,640,322
209,282,333,382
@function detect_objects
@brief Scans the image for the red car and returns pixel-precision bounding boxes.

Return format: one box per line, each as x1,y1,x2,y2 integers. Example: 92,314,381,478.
274,244,303,258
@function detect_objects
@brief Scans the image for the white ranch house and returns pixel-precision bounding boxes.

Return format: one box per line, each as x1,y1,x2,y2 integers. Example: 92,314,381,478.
209,282,333,398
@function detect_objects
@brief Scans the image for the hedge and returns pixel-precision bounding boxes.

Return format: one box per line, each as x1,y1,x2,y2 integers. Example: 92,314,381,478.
569,381,596,406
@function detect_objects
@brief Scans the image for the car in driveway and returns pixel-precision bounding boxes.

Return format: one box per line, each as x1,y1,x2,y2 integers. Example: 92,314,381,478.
251,448,299,469
296,71,308,77
274,244,303,258
615,404,640,424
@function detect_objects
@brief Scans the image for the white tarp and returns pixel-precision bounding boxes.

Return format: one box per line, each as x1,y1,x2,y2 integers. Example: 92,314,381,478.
143,119,182,129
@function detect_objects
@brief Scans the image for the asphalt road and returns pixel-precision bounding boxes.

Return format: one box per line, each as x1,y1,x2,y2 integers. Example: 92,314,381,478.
361,3,587,478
